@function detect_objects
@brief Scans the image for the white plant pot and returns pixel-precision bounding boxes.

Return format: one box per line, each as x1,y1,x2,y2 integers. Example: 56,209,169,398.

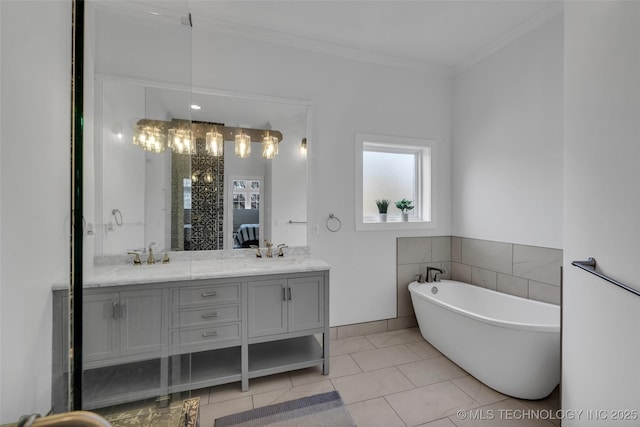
401,213,409,221
379,213,387,222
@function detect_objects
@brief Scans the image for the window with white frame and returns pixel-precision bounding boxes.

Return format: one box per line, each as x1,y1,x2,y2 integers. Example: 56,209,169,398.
233,179,261,210
355,133,435,230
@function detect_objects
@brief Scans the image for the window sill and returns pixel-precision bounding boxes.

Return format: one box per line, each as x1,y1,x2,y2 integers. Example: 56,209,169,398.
356,219,436,232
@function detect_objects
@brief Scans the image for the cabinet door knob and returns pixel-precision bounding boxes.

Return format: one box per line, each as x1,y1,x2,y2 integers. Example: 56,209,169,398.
112,302,118,319
202,312,218,319
201,291,218,298
288,287,292,301
120,302,126,318
202,331,218,338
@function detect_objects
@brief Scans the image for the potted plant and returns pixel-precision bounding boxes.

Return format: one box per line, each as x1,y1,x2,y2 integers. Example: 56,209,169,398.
375,199,391,222
395,199,414,221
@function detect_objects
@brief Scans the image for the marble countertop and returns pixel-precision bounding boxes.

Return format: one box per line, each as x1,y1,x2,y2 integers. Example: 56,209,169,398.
53,251,330,290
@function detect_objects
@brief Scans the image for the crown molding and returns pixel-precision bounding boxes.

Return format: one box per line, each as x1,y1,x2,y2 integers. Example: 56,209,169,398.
455,1,564,75
193,15,452,77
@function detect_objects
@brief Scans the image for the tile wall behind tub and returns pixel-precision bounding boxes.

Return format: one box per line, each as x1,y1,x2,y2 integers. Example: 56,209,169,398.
396,237,452,322
451,237,562,305
396,237,562,321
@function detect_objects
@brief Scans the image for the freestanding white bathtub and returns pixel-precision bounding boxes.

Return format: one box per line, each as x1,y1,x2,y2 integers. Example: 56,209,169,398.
409,280,560,400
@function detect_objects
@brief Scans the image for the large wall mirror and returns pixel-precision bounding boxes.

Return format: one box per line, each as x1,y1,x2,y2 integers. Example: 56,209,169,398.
89,2,308,258
95,79,308,256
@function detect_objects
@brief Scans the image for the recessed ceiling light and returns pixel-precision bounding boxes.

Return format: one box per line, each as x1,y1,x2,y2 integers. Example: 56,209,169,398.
190,104,201,110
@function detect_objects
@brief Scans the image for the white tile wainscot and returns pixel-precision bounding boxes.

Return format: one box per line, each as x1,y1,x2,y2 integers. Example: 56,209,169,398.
51,252,330,411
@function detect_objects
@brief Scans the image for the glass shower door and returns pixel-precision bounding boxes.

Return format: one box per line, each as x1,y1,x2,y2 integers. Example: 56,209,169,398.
78,0,194,415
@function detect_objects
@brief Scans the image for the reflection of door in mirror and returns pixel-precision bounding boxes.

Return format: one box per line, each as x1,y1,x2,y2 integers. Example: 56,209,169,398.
229,176,264,249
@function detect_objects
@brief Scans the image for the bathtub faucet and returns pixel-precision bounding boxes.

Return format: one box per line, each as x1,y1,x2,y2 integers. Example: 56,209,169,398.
426,267,444,283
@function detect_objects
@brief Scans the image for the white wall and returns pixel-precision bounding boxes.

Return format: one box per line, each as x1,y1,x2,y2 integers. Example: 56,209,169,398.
563,2,640,424
0,1,71,422
191,29,452,325
452,15,563,249
87,13,452,326
99,81,148,254
269,114,308,247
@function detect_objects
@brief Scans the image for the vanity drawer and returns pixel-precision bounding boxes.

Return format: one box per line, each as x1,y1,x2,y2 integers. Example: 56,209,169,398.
173,304,241,328
176,283,241,307
172,323,241,348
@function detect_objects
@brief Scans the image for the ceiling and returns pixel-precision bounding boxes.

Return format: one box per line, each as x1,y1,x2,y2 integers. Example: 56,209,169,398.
188,0,561,73
147,86,307,127
100,0,562,123
106,1,561,73
104,0,562,71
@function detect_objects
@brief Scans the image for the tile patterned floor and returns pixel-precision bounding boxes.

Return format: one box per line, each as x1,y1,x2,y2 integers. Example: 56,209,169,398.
194,327,560,427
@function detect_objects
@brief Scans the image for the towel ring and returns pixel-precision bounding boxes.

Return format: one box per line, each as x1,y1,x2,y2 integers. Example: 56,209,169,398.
112,209,123,227
326,213,342,232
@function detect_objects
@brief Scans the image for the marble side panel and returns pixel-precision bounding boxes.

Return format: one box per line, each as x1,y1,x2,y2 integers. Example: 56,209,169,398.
496,273,528,298
397,237,432,264
529,280,561,305
513,244,562,286
461,238,513,274
431,236,451,262
471,266,497,290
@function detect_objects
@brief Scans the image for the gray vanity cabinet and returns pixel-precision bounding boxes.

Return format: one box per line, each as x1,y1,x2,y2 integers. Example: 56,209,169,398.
52,268,329,411
247,279,288,337
119,289,166,357
170,280,242,353
247,275,324,338
83,292,119,363
83,288,167,367
287,276,325,333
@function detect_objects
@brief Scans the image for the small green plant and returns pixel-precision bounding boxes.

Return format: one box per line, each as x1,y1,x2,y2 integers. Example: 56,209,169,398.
375,199,391,214
395,199,414,214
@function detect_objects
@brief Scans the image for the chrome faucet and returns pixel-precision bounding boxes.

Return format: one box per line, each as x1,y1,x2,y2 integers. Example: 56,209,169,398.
426,267,444,283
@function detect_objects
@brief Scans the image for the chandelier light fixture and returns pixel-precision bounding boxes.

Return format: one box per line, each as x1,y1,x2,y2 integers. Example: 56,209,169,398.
132,119,283,158
132,124,166,153
262,131,279,159
234,131,251,158
168,127,196,155
300,137,307,155
205,127,224,157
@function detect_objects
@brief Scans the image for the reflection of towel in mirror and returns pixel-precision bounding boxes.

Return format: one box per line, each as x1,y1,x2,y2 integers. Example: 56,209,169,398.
234,224,259,247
